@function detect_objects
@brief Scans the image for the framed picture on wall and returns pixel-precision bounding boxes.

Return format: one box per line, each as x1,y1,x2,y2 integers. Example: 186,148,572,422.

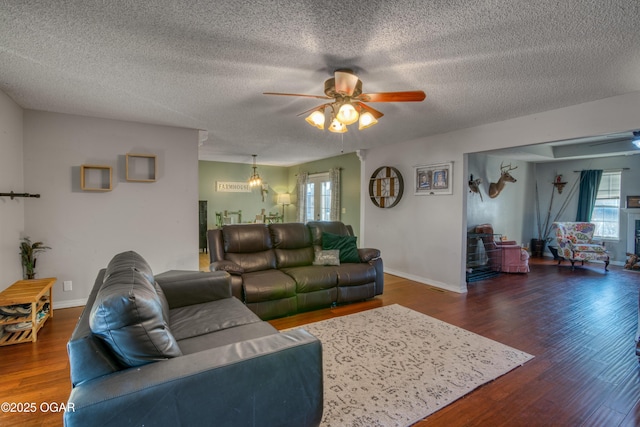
627,195,640,209
414,162,453,195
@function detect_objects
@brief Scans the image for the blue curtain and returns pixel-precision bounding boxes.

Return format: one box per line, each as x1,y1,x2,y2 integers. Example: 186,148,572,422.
575,170,602,222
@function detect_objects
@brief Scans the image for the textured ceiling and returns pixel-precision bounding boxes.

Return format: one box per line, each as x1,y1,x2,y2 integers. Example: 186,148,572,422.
1,1,640,166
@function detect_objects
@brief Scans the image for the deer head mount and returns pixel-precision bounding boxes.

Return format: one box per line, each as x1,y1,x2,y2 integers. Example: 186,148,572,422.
488,162,517,198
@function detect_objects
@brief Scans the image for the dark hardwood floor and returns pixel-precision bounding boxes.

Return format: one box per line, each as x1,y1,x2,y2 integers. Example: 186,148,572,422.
1,256,638,426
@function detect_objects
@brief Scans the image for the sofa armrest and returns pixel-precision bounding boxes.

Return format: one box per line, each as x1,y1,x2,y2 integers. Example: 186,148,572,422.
155,270,232,309
210,259,245,275
500,244,530,259
65,329,323,427
358,247,381,262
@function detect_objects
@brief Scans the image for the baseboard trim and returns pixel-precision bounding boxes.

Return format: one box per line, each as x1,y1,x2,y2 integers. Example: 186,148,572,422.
53,298,87,309
384,268,466,294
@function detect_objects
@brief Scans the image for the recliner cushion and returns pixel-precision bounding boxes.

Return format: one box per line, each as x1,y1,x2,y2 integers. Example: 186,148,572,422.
222,224,272,253
281,266,338,293
269,223,312,249
270,223,315,268
225,250,277,272
242,270,297,303
90,267,182,368
335,263,377,285
169,297,262,341
322,232,361,263
274,247,315,268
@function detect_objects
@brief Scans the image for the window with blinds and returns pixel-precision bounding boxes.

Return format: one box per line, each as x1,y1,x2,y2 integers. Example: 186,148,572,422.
591,171,621,239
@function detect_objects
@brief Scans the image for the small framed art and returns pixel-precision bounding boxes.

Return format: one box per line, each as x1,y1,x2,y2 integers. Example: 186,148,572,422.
414,161,453,195
626,195,640,209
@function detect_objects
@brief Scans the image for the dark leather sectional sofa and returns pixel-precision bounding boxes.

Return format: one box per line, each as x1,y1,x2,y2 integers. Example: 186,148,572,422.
207,221,384,320
65,251,323,427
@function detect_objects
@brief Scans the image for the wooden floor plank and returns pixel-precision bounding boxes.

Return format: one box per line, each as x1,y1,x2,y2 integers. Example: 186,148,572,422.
1,255,638,426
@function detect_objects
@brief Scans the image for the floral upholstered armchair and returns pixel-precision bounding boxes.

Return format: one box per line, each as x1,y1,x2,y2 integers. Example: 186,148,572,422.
553,222,609,271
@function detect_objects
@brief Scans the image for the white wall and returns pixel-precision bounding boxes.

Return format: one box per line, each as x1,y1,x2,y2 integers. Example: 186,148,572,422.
362,91,640,293
0,91,25,288
23,111,200,307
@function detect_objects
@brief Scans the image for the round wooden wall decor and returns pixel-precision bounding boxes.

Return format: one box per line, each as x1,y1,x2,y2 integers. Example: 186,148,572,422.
369,166,404,208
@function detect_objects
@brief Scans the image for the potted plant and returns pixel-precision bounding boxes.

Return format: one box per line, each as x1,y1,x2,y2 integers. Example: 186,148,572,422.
19,237,51,280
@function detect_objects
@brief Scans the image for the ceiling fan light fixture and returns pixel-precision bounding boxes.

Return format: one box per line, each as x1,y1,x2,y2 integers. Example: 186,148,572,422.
305,109,325,129
358,111,378,130
336,102,359,125
328,118,348,133
265,69,425,134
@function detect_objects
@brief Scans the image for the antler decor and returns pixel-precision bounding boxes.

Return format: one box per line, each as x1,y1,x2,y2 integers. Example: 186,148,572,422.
488,162,518,198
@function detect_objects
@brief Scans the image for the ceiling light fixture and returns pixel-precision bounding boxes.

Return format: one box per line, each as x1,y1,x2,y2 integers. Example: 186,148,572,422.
309,101,374,133
266,69,426,134
358,111,378,130
305,108,325,129
328,116,348,133
336,102,359,125
248,154,262,187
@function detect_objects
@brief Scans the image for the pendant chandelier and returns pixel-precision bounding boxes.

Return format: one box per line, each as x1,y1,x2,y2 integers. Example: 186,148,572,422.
248,154,262,187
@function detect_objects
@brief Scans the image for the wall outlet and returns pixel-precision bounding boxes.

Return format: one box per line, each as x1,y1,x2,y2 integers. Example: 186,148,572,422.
341,208,346,214
63,281,72,292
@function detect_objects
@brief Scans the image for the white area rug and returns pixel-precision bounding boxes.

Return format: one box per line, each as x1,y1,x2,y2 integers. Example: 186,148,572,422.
295,304,534,427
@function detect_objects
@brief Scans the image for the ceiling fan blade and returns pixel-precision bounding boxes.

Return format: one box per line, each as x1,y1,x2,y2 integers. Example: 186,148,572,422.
296,103,332,117
264,92,331,100
334,70,359,96
355,102,384,119
358,91,426,103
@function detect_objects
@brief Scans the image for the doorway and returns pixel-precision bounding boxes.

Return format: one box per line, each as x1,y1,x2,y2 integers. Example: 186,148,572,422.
306,172,332,222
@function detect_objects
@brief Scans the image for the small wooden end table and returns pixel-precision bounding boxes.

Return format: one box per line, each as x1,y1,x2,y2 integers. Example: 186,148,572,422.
0,277,56,346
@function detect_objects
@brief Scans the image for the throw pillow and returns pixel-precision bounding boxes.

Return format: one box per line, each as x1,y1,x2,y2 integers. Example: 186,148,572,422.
322,232,361,263
313,249,341,266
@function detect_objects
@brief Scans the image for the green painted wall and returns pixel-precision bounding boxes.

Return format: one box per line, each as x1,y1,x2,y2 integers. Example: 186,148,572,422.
287,153,361,237
198,152,361,236
199,161,289,228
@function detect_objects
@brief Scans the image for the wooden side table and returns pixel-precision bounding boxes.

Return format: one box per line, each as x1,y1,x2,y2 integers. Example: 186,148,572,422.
0,277,56,346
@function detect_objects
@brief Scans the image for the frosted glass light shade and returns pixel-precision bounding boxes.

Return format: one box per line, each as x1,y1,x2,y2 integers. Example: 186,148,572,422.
358,111,378,130
305,110,325,129
328,118,347,133
336,103,359,125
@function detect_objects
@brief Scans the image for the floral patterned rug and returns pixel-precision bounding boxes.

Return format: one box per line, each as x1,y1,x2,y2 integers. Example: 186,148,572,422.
295,304,533,427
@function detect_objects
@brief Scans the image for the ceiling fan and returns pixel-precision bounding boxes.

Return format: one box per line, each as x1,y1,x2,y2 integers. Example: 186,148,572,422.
263,69,426,133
